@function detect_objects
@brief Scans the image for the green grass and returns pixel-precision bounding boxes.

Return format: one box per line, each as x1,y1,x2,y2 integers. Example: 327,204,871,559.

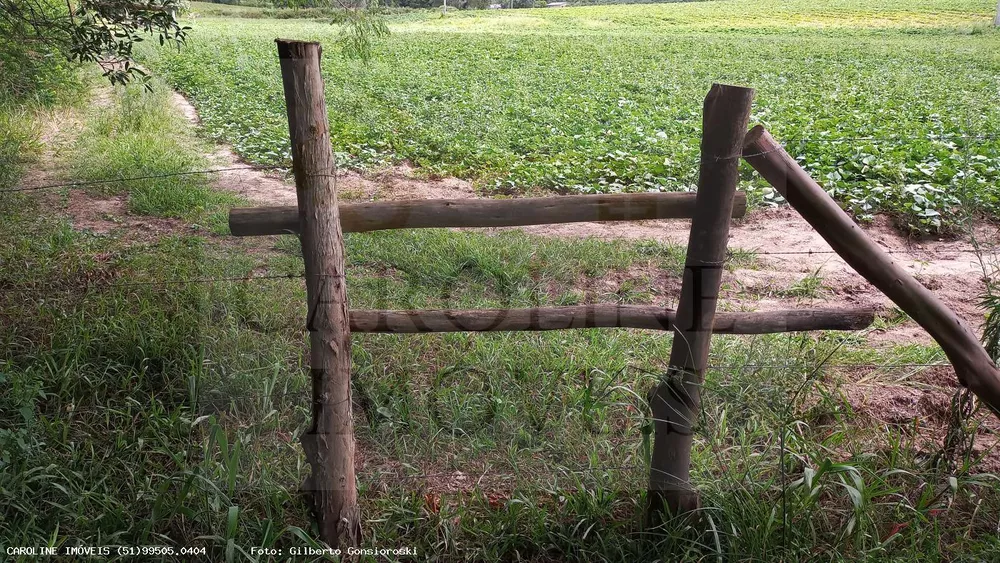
184,1,334,19
3,72,1000,561
140,0,1000,234
781,268,827,299
6,2,1000,560
70,78,242,224
185,1,268,17
6,175,1000,559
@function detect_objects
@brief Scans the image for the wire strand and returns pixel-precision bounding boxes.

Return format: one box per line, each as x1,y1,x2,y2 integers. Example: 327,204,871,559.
2,165,287,193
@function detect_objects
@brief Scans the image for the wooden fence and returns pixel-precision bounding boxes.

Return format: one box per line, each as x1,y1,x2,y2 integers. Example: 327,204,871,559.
227,38,1000,547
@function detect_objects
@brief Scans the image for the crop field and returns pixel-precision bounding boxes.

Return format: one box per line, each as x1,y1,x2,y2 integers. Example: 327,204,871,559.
144,0,1000,233
7,1,1000,561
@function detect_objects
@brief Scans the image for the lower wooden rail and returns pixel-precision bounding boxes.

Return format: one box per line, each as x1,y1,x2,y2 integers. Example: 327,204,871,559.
229,192,748,236
349,304,874,334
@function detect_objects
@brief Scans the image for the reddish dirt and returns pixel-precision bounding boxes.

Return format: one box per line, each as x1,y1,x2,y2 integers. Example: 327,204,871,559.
62,190,185,238
174,90,1000,477
170,92,475,207
175,87,997,349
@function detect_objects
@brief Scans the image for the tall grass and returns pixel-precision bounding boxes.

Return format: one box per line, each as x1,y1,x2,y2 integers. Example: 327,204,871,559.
4,48,1000,562
0,40,78,192
0,6,82,193
4,194,999,559
71,78,241,221
0,107,39,190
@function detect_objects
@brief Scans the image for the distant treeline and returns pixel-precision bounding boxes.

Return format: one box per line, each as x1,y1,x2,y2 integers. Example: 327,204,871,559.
568,0,704,4
201,0,702,9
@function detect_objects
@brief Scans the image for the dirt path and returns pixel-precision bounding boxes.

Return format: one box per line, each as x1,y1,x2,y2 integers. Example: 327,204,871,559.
170,91,475,208
20,89,190,240
169,91,998,350
170,90,1000,471
17,87,999,484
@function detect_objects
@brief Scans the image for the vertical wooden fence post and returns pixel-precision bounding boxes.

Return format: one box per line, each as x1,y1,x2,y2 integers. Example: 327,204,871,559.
276,39,360,548
648,83,754,519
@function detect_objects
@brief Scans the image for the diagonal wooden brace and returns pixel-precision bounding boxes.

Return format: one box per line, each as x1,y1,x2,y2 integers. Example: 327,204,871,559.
742,125,1000,418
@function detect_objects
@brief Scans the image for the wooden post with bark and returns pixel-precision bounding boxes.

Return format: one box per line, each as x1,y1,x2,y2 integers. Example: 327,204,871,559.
277,39,360,549
348,305,873,334
228,192,749,237
647,83,755,519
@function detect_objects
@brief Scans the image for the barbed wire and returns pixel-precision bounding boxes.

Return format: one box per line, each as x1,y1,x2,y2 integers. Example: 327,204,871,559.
749,245,1000,256
785,133,1000,144
3,237,994,295
0,271,307,294
705,361,948,370
1,165,287,193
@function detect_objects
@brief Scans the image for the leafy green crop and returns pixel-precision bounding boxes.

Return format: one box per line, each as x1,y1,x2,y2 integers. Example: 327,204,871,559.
141,0,1000,234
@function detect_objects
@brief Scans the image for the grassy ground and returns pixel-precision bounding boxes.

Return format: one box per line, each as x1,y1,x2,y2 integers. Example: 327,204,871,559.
0,35,79,193
70,80,243,223
142,0,1000,234
3,66,1000,561
184,1,347,19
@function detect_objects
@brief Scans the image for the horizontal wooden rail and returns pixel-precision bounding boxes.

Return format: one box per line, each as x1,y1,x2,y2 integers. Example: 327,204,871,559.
229,192,748,236
349,305,873,334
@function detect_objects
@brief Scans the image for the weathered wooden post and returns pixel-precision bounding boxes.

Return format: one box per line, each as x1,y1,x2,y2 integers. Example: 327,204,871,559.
276,39,360,548
648,83,754,518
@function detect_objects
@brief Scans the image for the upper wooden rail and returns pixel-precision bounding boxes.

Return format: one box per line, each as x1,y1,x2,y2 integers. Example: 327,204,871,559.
228,192,748,236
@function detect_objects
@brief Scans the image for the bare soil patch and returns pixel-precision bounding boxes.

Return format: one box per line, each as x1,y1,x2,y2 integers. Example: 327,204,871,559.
840,379,1000,473
168,90,1000,472
170,92,474,207
64,190,185,239
171,90,995,349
